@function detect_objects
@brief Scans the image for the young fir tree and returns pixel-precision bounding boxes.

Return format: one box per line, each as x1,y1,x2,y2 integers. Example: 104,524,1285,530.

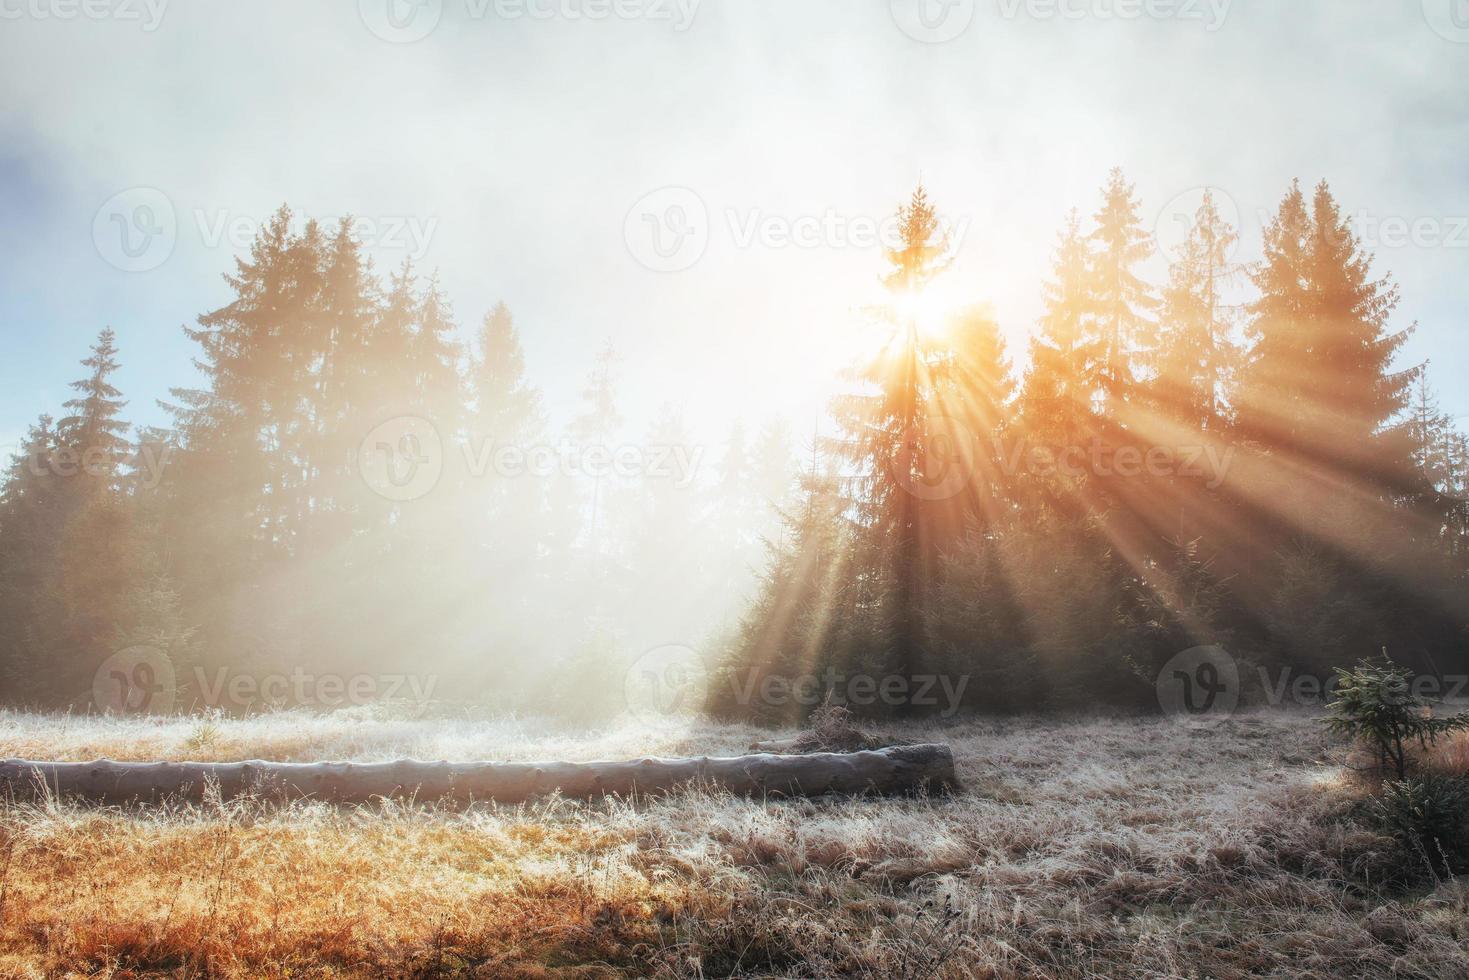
1087,168,1157,419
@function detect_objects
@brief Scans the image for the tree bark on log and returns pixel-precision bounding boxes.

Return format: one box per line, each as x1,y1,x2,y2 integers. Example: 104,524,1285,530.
0,744,956,806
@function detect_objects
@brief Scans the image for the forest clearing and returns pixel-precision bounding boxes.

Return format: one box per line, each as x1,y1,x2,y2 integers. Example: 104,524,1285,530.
5,3,1469,977
2,708,1467,978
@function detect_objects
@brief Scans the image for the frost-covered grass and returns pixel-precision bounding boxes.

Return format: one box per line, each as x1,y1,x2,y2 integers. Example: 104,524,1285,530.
1,709,1466,978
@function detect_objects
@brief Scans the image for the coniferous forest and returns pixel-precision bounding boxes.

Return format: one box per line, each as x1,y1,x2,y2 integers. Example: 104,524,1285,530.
8,6,1469,977
3,173,1464,718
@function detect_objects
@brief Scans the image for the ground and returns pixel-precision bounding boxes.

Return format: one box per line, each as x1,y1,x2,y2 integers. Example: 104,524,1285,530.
0,709,1465,978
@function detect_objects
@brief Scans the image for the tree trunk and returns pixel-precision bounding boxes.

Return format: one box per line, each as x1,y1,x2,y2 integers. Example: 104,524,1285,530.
0,744,956,806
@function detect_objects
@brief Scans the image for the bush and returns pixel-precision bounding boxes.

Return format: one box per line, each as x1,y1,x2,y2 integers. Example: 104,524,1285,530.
1370,774,1469,881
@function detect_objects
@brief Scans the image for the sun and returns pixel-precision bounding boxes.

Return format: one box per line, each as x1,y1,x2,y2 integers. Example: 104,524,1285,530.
892,285,956,341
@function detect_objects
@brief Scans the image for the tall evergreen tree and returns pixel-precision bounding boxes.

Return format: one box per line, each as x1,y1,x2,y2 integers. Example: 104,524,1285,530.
1020,210,1100,459
54,330,138,702
471,302,542,446
935,305,1014,541
308,219,380,552
828,184,954,700
57,327,130,495
0,416,65,702
1238,179,1414,484
407,273,465,433
1151,190,1241,431
1087,168,1157,417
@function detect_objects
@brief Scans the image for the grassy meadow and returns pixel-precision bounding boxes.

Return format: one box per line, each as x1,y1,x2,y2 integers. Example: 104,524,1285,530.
0,709,1466,978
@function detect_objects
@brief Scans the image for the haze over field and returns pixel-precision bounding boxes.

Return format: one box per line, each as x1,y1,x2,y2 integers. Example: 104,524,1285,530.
3,1,1469,449
4,5,1469,979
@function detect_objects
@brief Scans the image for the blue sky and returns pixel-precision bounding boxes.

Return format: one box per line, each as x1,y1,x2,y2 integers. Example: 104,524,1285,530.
2,0,1467,454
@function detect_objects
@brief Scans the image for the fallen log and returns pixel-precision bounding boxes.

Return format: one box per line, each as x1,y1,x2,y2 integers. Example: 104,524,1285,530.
0,744,956,806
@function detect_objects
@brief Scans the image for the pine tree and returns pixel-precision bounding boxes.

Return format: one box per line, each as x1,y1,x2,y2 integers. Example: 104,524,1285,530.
1087,168,1157,417
1443,425,1469,562
828,184,954,699
1239,180,1413,485
751,417,797,513
0,416,65,702
466,301,546,579
935,304,1014,542
1406,371,1451,489
308,219,380,551
57,327,130,496
1151,190,1241,431
53,330,139,702
166,206,312,567
1234,180,1422,665
1020,210,1100,459
471,302,542,446
708,448,861,724
407,273,465,433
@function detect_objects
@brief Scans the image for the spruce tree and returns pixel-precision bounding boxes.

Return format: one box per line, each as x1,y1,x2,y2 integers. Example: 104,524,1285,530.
1151,189,1241,431
936,304,1014,541
57,327,130,495
0,416,65,702
1020,210,1100,465
1239,179,1413,483
828,184,954,701
1087,168,1157,418
471,302,543,446
54,330,138,702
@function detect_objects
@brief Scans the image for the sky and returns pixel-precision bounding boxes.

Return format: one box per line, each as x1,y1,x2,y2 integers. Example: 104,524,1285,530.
1,0,1467,458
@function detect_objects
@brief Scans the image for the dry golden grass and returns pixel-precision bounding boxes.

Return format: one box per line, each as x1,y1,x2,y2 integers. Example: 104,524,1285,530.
1,709,1467,978
1419,729,1469,779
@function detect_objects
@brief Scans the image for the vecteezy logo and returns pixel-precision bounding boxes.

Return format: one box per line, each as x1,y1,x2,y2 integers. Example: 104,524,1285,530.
1423,0,1469,43
623,644,708,723
92,187,177,272
93,645,176,715
890,414,979,500
1156,645,1239,723
890,0,975,43
357,416,444,501
623,187,709,272
1153,186,1241,267
359,0,442,43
